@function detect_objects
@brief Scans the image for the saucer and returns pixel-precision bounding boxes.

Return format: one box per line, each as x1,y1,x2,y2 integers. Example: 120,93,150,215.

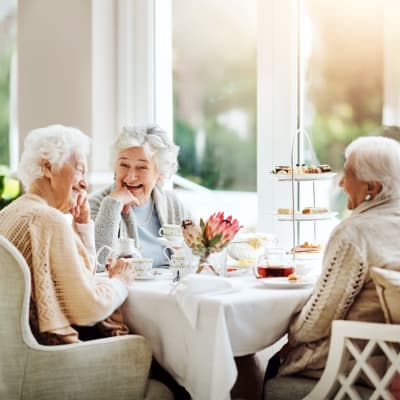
157,237,185,247
259,277,314,289
135,273,156,280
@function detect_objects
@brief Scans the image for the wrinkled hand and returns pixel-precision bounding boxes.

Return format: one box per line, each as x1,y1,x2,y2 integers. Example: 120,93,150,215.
109,185,140,214
107,257,135,286
71,191,90,224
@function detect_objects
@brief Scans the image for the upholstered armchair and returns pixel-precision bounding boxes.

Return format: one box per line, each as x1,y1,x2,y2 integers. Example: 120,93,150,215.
0,235,172,400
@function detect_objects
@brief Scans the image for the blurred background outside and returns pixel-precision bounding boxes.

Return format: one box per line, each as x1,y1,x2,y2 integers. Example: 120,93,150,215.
1,0,399,233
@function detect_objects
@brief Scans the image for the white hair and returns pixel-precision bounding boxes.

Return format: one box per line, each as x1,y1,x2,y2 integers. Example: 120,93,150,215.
18,124,91,190
111,124,179,186
345,134,400,199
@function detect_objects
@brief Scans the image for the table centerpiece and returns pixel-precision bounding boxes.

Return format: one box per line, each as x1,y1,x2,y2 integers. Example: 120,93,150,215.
181,212,242,275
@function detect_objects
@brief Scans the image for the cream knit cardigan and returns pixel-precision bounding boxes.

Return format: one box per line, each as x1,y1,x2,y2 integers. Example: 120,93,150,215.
279,196,400,377
0,194,128,344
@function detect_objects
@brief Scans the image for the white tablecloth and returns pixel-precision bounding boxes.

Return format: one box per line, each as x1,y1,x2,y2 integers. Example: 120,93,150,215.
121,273,312,400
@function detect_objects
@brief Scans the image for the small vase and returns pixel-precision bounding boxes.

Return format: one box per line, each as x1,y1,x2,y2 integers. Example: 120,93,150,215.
197,255,219,275
195,248,227,276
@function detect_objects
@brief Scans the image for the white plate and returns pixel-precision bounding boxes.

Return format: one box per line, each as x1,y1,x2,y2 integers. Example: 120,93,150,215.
259,277,314,289
274,212,338,221
225,267,249,277
269,172,336,181
135,273,156,280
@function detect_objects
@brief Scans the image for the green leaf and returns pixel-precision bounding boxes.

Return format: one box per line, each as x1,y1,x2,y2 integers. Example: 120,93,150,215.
200,218,205,229
0,175,4,197
208,234,222,248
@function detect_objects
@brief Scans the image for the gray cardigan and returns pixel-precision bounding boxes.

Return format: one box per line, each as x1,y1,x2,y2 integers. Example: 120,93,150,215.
89,184,191,265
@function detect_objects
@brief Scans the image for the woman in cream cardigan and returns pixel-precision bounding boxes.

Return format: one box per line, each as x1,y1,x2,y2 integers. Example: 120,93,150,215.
0,125,134,345
89,125,191,268
266,134,400,383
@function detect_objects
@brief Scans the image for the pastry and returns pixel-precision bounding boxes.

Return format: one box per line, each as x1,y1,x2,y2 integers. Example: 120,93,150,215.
288,273,301,283
292,242,321,253
304,165,322,174
302,207,328,214
273,165,292,174
319,164,332,172
277,208,293,215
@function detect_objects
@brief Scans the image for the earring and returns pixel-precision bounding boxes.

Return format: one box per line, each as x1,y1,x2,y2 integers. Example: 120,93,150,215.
364,193,372,201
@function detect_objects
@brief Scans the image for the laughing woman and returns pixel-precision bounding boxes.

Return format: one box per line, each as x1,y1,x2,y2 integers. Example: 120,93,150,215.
89,125,191,268
0,125,134,345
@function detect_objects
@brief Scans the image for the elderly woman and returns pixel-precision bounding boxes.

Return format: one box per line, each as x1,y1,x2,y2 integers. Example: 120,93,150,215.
0,125,134,345
265,135,400,387
89,124,191,268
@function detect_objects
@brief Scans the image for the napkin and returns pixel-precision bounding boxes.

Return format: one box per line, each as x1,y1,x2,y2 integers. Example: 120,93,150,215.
172,274,244,329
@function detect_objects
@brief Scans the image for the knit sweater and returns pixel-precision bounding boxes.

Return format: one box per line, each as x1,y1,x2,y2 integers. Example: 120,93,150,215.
279,196,400,377
89,185,191,266
0,194,128,345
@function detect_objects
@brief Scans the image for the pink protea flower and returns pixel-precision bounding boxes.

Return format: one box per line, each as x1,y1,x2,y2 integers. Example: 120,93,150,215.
204,212,242,250
182,212,242,275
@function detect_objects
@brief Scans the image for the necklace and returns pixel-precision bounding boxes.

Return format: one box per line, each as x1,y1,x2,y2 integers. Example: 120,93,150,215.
137,200,155,226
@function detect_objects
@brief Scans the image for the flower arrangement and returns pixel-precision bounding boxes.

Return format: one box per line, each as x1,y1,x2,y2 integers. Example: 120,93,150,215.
182,212,242,275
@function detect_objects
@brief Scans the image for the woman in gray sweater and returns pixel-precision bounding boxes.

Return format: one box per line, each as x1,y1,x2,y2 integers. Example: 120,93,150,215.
89,125,191,268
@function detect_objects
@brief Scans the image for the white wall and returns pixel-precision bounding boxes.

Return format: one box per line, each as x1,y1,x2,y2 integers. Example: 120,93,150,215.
17,0,118,174
18,0,93,141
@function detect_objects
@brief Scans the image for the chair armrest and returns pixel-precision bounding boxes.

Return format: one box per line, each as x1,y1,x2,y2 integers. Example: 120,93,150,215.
332,320,400,342
22,335,152,400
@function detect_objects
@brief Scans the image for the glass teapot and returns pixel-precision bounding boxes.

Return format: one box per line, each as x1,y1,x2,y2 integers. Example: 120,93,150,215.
96,238,142,270
255,247,294,278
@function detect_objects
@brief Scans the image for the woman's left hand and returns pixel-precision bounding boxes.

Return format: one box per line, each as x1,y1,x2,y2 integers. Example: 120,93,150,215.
71,191,90,224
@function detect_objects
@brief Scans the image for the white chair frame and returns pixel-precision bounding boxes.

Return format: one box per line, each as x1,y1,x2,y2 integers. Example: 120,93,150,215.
304,320,400,400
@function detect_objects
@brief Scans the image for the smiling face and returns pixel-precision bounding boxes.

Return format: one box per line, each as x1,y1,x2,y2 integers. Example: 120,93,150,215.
115,146,160,204
50,152,88,212
339,155,369,210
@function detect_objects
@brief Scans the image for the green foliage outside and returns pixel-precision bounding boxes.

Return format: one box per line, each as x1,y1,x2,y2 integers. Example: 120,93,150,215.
173,58,257,191
0,50,11,166
175,114,256,191
306,0,384,174
173,0,257,192
0,165,21,209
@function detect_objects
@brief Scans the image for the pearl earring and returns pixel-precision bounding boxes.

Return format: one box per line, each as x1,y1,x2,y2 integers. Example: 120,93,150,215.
364,193,372,201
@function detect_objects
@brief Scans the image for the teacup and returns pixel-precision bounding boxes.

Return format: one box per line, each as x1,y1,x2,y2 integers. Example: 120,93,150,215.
131,258,154,278
159,224,183,241
96,238,141,271
169,254,186,268
168,254,189,279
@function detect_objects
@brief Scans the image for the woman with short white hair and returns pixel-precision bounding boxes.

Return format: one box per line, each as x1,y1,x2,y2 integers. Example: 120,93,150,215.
0,124,134,345
89,124,191,267
265,133,400,391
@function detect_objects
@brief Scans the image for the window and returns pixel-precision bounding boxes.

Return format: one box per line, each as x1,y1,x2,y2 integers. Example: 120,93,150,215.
0,0,17,167
172,0,257,192
303,0,400,218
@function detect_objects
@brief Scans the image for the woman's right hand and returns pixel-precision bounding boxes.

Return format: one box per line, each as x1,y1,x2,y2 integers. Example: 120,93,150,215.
107,257,135,286
108,185,140,214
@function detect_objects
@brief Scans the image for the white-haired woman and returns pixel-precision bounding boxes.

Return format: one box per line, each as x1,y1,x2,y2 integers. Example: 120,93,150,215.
265,134,400,389
89,125,191,268
0,125,134,345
